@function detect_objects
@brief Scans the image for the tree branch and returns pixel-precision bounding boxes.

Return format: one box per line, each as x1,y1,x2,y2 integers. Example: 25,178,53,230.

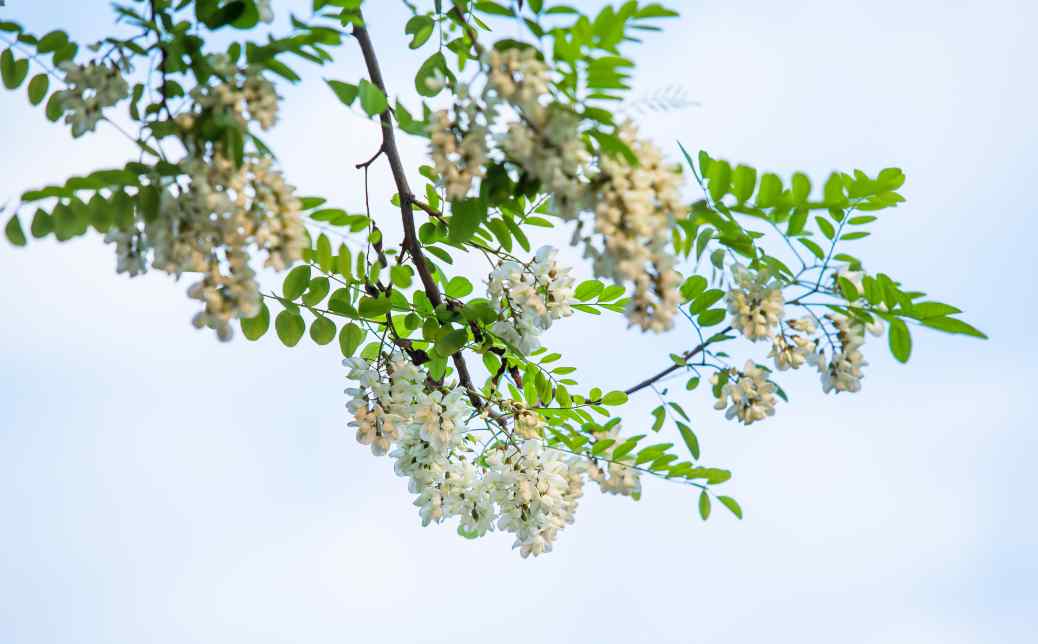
352,15,482,409
624,326,732,395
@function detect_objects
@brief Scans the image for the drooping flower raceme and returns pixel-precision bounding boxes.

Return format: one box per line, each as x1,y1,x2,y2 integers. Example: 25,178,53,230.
586,427,642,498
727,263,785,341
103,61,303,340
769,317,819,371
343,354,605,558
817,314,872,394
54,61,130,137
712,360,778,425
427,47,689,334
487,245,575,354
591,121,686,333
429,93,490,201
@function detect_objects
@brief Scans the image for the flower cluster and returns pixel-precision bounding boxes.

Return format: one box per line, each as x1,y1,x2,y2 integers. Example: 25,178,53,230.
103,63,303,340
187,56,279,132
487,48,591,215
428,46,686,333
712,361,778,425
768,317,820,371
816,314,882,394
727,263,785,341
54,61,130,137
487,245,575,354
343,354,600,557
429,98,489,201
586,427,642,497
488,440,585,558
590,121,686,333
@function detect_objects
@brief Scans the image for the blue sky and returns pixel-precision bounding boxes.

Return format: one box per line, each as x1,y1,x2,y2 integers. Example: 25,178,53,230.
1,1,1035,642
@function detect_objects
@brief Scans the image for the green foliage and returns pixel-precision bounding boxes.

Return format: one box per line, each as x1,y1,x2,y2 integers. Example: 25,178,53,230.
0,1,991,556
240,302,271,340
275,309,305,347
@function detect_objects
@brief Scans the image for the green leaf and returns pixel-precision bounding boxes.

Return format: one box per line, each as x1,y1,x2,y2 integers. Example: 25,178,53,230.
698,308,726,327
677,422,700,460
316,233,333,272
27,73,48,105
275,310,305,347
717,495,743,519
339,322,365,357
415,51,450,97
445,276,474,298
816,216,835,240
689,288,724,315
837,276,859,301
919,316,987,339
1,49,28,89
391,265,413,289
240,302,270,340
888,317,912,363
731,164,757,203
574,279,604,301
756,172,782,208
4,214,27,247
601,390,628,406
706,159,731,202
799,238,825,259
404,15,435,49
435,328,468,356
679,275,707,301
30,209,52,238
302,276,330,307
36,30,69,54
651,405,666,432
44,91,63,122
309,316,336,345
357,78,388,116
282,265,311,300
358,295,391,319
448,198,486,244
791,172,811,204
698,490,711,520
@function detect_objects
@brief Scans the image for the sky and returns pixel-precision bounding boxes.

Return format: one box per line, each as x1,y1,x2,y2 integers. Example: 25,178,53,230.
1,1,1036,642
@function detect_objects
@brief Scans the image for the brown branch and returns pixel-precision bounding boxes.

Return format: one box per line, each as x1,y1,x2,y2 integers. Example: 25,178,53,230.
624,326,732,396
352,14,482,410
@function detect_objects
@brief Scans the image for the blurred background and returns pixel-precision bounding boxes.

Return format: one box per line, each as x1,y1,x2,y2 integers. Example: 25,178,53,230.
1,1,1035,642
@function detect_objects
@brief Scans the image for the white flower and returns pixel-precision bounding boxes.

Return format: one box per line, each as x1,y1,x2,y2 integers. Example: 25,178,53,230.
712,361,778,425
487,246,575,354
727,264,784,341
818,314,869,393
428,107,488,200
768,317,819,371
585,427,642,497
591,121,685,332
54,61,129,137
256,0,274,24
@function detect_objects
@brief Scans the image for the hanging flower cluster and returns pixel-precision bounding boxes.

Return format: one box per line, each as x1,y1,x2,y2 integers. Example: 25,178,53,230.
816,313,885,394
54,61,130,137
727,263,785,341
342,353,647,557
586,427,643,497
487,245,575,354
712,360,778,425
103,58,303,340
428,91,489,201
768,317,820,371
428,45,685,332
591,121,686,332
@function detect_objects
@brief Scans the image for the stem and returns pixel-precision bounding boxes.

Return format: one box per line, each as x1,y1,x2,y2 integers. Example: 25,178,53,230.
352,14,482,410
624,326,732,395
